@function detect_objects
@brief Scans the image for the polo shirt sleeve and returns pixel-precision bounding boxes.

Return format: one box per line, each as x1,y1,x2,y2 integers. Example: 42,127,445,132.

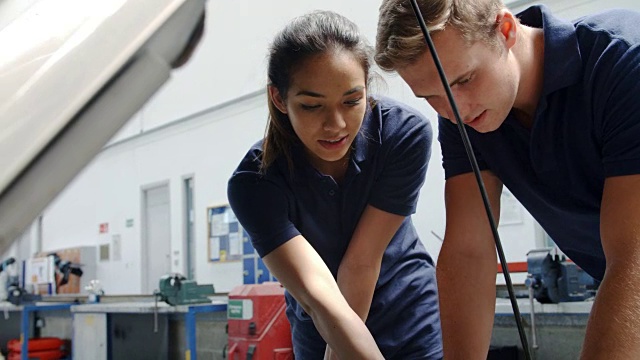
227,171,300,257
368,106,432,216
438,116,489,179
598,42,640,177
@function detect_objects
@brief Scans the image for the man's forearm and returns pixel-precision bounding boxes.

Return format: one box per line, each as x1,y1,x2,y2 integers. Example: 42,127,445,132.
437,249,497,360
580,265,640,359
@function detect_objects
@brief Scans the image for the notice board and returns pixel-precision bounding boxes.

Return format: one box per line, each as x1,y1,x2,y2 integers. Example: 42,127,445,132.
207,204,243,262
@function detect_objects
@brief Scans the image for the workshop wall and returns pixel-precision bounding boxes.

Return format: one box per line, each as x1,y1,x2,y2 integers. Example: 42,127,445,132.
22,0,640,294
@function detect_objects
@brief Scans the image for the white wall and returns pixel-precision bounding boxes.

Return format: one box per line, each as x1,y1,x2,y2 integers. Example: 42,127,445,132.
32,0,640,293
42,93,268,294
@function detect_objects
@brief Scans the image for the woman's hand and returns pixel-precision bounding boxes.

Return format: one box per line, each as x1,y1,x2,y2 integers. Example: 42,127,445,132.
324,345,339,360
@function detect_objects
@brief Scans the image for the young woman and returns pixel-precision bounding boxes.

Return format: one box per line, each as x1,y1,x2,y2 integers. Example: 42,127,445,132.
228,11,442,359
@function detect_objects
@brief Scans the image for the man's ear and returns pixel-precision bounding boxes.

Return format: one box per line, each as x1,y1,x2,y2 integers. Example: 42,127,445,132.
496,9,517,49
268,86,288,114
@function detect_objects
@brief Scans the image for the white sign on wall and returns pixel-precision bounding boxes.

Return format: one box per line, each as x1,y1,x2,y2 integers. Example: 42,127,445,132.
25,256,55,285
500,188,524,226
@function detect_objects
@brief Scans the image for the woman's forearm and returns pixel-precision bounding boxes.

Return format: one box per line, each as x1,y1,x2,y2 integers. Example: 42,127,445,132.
336,262,380,321
302,279,383,359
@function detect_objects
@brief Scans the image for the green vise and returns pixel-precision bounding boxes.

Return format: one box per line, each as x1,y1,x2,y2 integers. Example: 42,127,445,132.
157,274,215,306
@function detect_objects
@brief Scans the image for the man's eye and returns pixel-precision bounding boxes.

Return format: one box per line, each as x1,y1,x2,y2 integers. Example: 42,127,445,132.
458,76,472,86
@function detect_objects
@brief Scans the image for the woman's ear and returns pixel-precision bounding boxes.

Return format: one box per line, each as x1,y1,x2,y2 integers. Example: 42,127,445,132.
496,9,517,49
268,86,288,114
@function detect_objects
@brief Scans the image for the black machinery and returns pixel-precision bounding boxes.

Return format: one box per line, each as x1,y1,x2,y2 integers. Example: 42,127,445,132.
0,257,16,301
1,257,42,305
526,248,599,303
49,253,83,288
0,257,15,273
7,286,42,306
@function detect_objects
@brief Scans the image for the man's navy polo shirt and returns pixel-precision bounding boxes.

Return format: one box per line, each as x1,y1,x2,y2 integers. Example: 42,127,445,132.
438,5,640,281
228,97,442,359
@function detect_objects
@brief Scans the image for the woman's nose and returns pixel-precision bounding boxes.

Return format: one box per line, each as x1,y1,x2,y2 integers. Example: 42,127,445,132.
323,110,346,131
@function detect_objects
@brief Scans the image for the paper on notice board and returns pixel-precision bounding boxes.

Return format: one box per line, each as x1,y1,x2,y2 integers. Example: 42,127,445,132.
210,213,229,236
229,232,241,256
209,236,221,260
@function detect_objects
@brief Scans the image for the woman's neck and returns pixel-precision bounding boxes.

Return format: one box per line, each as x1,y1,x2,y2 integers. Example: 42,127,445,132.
308,152,350,183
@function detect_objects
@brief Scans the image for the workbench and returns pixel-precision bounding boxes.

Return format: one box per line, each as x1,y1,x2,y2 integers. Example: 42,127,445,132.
492,298,593,359
71,301,227,360
0,302,73,360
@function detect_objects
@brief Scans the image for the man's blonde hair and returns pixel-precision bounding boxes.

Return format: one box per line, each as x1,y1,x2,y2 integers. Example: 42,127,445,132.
375,0,506,71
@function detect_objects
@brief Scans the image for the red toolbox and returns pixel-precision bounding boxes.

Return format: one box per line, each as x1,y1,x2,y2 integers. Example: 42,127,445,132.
225,282,293,360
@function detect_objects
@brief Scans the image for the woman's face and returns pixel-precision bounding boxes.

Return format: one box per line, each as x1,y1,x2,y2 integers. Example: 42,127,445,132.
271,50,367,176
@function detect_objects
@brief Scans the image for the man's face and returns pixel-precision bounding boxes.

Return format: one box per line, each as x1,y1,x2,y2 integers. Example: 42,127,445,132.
397,27,519,133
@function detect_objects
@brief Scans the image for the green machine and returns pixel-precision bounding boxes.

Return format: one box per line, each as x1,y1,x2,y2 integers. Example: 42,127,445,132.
156,274,215,306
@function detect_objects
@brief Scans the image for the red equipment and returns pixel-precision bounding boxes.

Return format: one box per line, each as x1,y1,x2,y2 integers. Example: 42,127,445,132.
8,349,66,360
7,337,68,360
225,282,293,360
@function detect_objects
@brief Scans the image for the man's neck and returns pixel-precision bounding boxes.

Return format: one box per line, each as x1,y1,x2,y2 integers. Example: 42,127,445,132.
512,25,545,129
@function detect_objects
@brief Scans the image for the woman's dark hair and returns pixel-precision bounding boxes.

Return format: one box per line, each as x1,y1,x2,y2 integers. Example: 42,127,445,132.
261,10,373,173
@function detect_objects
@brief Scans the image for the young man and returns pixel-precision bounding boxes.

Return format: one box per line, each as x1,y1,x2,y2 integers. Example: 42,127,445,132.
375,0,640,358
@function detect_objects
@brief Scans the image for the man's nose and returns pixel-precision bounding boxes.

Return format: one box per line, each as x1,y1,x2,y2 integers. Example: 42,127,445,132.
442,95,471,122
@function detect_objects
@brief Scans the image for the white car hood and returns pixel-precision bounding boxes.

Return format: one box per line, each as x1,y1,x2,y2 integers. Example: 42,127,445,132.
0,0,206,252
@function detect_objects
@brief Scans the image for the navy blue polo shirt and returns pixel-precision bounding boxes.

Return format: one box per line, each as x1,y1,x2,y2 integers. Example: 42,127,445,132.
228,97,442,359
438,5,640,281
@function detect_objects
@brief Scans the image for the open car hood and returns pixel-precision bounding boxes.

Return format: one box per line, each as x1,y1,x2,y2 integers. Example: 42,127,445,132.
0,0,206,253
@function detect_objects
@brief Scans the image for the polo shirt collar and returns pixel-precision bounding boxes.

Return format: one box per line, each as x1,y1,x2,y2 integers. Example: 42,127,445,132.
518,5,583,97
352,104,378,164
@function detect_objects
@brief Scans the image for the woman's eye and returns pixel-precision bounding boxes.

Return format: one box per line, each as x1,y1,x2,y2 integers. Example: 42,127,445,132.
345,97,362,106
301,104,320,110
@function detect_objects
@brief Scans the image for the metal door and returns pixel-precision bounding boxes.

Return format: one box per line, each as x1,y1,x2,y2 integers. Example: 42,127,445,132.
142,184,171,294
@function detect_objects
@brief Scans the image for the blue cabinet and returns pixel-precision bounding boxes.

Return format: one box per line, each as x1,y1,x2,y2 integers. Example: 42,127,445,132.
242,257,255,285
241,230,276,284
